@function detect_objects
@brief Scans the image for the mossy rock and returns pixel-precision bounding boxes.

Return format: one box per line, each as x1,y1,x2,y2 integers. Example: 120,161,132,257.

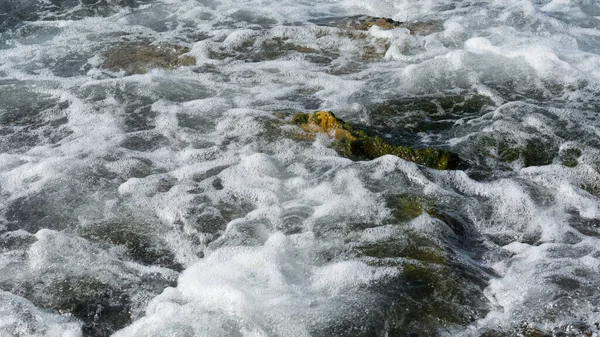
497,137,559,167
368,94,494,139
102,42,196,75
559,147,582,167
372,93,494,118
291,111,461,170
343,136,460,169
466,133,561,170
357,241,489,336
390,195,426,222
359,239,446,265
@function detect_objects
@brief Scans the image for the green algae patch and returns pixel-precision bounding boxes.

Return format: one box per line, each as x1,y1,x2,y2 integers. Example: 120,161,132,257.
497,137,558,167
291,111,461,170
391,195,426,222
560,147,582,167
368,93,495,136
343,136,459,169
362,244,488,334
103,42,196,75
373,93,494,117
360,241,446,265
469,133,560,169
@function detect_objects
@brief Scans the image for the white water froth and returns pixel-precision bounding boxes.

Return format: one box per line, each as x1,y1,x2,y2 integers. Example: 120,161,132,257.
1,0,600,336
114,233,398,337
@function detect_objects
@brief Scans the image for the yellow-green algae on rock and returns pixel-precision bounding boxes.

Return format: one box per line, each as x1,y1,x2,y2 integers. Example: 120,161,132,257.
291,111,461,170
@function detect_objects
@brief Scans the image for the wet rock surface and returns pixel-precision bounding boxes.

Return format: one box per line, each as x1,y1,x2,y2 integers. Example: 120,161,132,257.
309,16,444,36
309,15,404,31
367,93,495,144
204,26,391,73
0,83,72,153
313,207,492,336
102,41,196,75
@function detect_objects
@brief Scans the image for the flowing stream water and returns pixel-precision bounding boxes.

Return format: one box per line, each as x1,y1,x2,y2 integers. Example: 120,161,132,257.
1,0,600,336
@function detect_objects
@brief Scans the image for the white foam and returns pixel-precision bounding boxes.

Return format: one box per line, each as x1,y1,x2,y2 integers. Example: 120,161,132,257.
113,232,398,337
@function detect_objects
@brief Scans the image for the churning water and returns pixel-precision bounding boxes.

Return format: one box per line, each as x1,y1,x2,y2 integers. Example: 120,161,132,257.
1,0,600,336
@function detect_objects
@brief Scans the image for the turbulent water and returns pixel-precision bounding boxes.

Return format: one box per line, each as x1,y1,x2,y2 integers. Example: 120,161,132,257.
1,0,600,336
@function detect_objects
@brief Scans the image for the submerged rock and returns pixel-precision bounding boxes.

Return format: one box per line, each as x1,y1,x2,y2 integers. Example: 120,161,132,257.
102,42,196,75
467,133,560,169
0,230,177,337
310,15,443,36
77,219,183,271
370,93,495,136
389,194,429,222
205,28,390,67
401,20,444,36
559,147,582,167
350,230,491,336
312,15,403,31
310,15,402,31
290,111,461,170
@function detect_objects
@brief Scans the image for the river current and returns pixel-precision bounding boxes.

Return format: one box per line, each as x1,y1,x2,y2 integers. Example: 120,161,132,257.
1,0,600,336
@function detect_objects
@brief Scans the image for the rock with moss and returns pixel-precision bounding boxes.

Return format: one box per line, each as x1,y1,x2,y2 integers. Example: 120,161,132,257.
102,41,196,75
498,137,558,167
351,231,491,336
373,93,494,116
466,133,560,169
559,147,582,167
291,110,461,169
360,94,495,167
390,194,427,222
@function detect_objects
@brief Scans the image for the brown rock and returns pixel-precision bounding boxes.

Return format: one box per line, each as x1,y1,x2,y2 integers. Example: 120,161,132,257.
102,41,196,75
